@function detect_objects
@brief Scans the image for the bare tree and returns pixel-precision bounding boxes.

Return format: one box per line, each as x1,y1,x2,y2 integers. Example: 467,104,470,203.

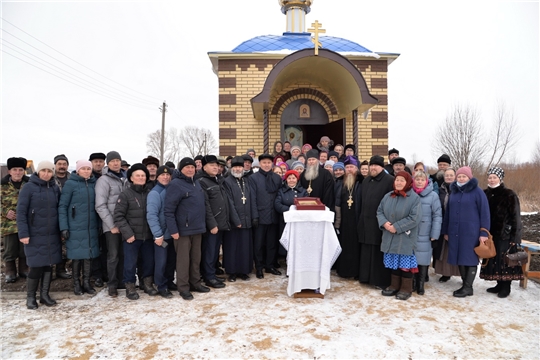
146,128,182,165
533,140,540,166
433,104,487,173
485,101,520,170
178,126,218,157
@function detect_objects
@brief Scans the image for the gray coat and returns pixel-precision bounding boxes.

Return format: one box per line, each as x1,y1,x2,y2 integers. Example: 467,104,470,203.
377,189,422,256
95,168,128,232
414,180,442,265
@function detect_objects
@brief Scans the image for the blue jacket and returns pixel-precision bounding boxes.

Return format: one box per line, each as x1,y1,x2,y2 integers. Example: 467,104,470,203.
147,182,171,240
16,173,62,267
414,180,442,265
275,183,308,213
58,172,100,260
442,178,490,266
249,169,282,225
164,172,206,237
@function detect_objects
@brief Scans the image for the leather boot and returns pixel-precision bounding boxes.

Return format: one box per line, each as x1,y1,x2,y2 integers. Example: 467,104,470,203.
453,266,468,296
72,260,83,295
26,277,40,310
142,276,158,296
56,260,72,279
497,281,511,298
453,266,476,298
396,275,413,300
39,271,57,306
82,259,96,295
18,257,29,278
417,266,428,295
486,281,503,294
4,260,17,283
125,282,139,300
382,273,401,296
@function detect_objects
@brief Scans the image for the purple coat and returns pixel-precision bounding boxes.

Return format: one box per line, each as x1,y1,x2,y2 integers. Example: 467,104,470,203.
442,178,490,266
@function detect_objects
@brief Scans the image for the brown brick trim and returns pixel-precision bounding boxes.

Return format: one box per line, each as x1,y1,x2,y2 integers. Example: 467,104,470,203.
271,88,338,115
371,78,387,89
372,128,388,139
376,95,388,106
371,111,388,122
219,145,237,156
219,111,236,122
219,78,236,88
351,60,388,73
218,59,278,72
219,94,236,105
372,145,388,157
219,128,237,139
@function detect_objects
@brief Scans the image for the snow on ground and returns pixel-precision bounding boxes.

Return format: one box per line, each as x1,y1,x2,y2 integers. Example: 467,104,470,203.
521,212,538,216
1,267,539,359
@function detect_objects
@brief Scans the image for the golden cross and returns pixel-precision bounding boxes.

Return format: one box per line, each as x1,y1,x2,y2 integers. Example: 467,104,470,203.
347,195,354,209
241,195,246,205
307,20,325,56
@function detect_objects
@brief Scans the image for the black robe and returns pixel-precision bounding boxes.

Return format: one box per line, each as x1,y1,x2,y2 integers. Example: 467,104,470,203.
336,177,362,278
299,166,335,210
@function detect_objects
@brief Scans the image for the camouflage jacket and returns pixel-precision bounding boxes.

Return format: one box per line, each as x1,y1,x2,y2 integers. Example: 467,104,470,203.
1,174,30,236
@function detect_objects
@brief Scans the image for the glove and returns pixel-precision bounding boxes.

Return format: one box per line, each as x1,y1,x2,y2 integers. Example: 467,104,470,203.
252,218,259,229
61,230,70,240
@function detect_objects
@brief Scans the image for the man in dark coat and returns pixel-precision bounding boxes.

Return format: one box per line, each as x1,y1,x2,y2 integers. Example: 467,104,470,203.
249,154,282,279
357,155,394,289
299,149,335,210
384,148,399,175
88,152,107,287
430,154,451,187
53,154,72,279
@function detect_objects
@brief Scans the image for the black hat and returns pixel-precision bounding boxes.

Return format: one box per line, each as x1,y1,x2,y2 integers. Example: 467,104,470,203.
437,154,451,164
231,156,244,167
121,160,130,167
242,154,253,163
369,155,385,167
107,151,122,163
54,154,69,164
344,144,356,153
202,155,218,166
258,153,274,162
7,157,27,170
391,157,406,166
194,155,204,162
218,158,227,167
178,157,196,171
126,163,150,183
306,149,319,160
165,161,175,169
142,155,160,167
328,151,339,158
156,165,171,178
225,156,233,161
388,148,399,156
89,153,106,161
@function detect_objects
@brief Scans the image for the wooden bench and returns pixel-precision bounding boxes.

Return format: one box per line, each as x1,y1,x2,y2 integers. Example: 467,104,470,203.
520,240,540,289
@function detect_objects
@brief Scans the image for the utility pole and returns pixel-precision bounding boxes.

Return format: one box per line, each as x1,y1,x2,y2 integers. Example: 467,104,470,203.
159,101,167,164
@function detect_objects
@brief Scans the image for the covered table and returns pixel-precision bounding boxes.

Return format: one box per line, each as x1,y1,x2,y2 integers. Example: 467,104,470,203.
279,205,342,297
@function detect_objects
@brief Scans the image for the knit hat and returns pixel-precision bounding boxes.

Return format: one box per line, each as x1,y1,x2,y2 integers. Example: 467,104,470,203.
343,156,358,167
284,169,300,181
388,148,399,156
178,157,196,171
369,155,385,167
252,159,260,168
126,163,150,183
7,157,27,170
165,161,175,169
306,149,319,160
328,151,339,159
391,157,406,166
258,154,274,162
89,152,106,161
344,144,356,153
106,151,122,163
76,160,92,172
291,161,305,170
231,156,244,167
456,166,473,180
202,155,218,166
324,160,335,168
487,167,505,181
54,154,69,164
290,145,301,154
320,136,332,143
194,155,204,162
142,155,160,167
246,148,255,155
36,160,55,174
437,154,451,164
333,162,345,171
156,165,171,178
302,144,312,152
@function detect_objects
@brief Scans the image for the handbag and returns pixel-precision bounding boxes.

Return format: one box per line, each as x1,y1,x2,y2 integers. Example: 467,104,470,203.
474,228,496,259
504,244,529,267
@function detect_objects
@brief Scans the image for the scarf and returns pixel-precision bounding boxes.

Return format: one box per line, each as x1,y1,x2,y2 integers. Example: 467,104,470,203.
390,171,413,198
258,168,281,194
412,181,427,194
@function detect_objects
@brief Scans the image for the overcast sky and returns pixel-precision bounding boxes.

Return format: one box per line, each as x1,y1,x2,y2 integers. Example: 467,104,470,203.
1,0,538,168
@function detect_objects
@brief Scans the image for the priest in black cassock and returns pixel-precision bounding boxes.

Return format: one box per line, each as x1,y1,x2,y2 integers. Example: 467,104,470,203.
222,156,255,282
333,156,363,278
299,149,335,210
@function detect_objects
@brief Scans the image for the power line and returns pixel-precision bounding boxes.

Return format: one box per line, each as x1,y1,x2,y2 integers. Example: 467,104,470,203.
3,50,156,111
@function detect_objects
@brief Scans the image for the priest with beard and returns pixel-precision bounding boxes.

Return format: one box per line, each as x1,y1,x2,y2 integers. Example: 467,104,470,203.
299,149,335,210
333,156,363,278
222,156,255,282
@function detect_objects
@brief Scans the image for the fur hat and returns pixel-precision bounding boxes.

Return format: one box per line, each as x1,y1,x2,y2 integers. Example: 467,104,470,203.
106,151,122,163
126,163,150,183
142,155,160,167
369,155,385,167
36,160,55,174
456,166,473,180
258,154,274,162
437,154,451,164
54,154,69,165
89,153,106,161
178,157,196,171
165,161,175,169
306,149,319,160
202,155,218,166
242,154,253,163
391,157,406,166
231,156,245,167
487,167,504,181
76,160,92,172
344,144,356,154
388,148,399,156
7,157,27,170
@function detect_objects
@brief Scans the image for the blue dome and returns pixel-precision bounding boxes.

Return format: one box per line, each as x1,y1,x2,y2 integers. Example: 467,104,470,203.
232,33,373,53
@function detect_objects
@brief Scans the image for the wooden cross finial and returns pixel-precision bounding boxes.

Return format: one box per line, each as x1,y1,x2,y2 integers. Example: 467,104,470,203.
307,20,325,55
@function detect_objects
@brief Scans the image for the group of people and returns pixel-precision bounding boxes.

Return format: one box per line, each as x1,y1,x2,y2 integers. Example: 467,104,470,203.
1,136,523,308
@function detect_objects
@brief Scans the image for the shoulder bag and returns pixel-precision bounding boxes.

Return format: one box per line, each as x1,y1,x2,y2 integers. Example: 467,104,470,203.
474,227,496,259
504,243,529,267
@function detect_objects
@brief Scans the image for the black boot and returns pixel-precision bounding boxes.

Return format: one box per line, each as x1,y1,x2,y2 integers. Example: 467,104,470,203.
4,260,17,283
72,260,83,295
453,266,467,296
453,266,476,298
486,281,503,294
125,282,139,300
55,260,72,279
39,271,57,306
26,277,40,310
142,276,158,296
417,266,428,295
497,281,512,298
82,259,96,295
18,257,29,278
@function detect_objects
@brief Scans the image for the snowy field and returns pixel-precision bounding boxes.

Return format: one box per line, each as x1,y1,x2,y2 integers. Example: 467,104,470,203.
1,267,539,359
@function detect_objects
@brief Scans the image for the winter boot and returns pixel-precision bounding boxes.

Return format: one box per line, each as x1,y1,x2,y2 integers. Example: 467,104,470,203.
18,257,29,278
396,275,413,300
453,266,476,298
486,281,503,294
417,266,428,295
55,260,72,279
125,282,139,300
72,260,83,295
4,260,17,283
26,277,40,310
497,281,512,298
382,272,401,296
82,259,96,295
453,266,468,296
39,271,57,306
142,276,158,296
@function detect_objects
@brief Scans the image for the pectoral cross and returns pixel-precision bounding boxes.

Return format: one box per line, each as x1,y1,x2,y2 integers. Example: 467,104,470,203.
308,20,326,56
307,181,312,195
241,195,246,205
347,196,354,209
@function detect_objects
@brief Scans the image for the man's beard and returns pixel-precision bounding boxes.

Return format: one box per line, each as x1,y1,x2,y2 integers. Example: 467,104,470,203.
304,164,319,181
344,173,357,191
231,169,243,179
